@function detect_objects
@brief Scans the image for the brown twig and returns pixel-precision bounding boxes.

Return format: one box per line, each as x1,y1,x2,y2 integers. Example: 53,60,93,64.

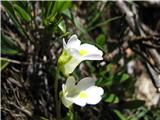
116,1,160,90
7,101,32,117
0,57,31,65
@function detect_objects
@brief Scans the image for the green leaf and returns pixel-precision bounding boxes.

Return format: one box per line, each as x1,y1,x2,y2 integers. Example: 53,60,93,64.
58,20,66,33
107,63,113,72
46,1,55,17
45,1,72,24
88,16,122,32
66,110,74,120
62,9,72,19
96,34,105,49
87,12,101,27
96,64,114,87
1,33,20,55
53,1,72,14
104,93,119,103
120,73,129,83
74,17,87,35
13,1,32,17
2,1,27,37
13,3,31,22
105,75,114,86
0,59,10,71
113,109,127,120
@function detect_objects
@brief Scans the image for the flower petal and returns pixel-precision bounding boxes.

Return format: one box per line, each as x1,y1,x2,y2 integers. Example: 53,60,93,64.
63,57,81,75
62,84,66,93
67,35,81,50
83,54,103,60
66,76,76,89
68,96,87,107
68,48,81,60
79,43,103,60
61,94,73,108
63,38,67,50
77,77,95,91
85,86,104,105
65,77,80,97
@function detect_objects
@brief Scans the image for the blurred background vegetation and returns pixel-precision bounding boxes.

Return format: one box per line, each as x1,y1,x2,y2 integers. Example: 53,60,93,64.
1,1,160,120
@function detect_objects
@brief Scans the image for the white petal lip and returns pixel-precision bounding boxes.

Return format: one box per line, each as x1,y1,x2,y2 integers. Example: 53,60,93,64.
85,86,104,105
82,54,103,61
79,43,103,60
68,86,104,107
68,96,87,107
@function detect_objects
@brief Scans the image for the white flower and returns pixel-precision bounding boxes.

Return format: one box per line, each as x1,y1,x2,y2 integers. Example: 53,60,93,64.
58,34,103,76
61,76,104,108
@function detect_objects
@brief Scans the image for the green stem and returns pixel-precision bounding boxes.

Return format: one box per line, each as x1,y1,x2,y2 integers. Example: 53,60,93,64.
87,16,122,32
68,106,74,120
54,68,61,120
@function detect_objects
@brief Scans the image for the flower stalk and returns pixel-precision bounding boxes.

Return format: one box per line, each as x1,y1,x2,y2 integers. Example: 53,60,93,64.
54,67,61,120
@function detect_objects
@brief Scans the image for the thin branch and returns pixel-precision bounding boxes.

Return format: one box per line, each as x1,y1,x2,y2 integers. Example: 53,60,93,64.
0,57,31,65
7,101,32,117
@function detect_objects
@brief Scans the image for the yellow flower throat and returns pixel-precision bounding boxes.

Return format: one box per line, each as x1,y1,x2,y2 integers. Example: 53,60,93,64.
79,49,87,56
79,91,88,98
